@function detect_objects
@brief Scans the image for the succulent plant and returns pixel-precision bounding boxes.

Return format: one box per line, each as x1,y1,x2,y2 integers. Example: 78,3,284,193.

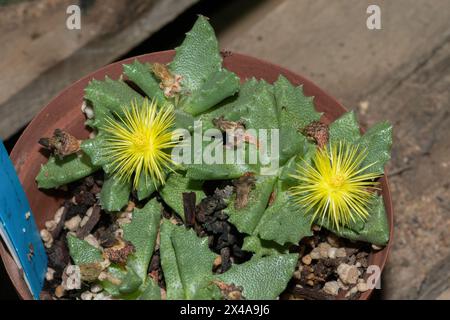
37,15,392,299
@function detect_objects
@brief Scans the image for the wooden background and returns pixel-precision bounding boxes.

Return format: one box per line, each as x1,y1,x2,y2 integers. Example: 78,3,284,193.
1,0,449,299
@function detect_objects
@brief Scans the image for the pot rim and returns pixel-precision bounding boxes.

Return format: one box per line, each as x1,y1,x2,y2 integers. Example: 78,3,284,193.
4,50,394,300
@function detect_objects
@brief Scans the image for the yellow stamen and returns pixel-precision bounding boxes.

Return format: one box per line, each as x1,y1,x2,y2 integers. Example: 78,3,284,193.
102,98,179,188
290,142,381,230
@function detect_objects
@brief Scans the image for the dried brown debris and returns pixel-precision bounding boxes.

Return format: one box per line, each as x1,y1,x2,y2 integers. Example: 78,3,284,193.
103,239,135,266
39,129,81,158
302,121,329,148
152,63,182,98
233,173,256,209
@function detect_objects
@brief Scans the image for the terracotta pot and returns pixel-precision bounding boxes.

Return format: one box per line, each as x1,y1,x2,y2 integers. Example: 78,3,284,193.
3,50,393,300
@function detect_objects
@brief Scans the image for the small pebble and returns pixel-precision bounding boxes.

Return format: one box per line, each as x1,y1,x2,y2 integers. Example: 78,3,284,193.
306,280,315,287
318,242,331,258
310,248,321,260
64,215,82,232
80,215,90,228
85,206,94,218
337,263,359,285
81,291,94,300
44,241,53,249
55,285,65,298
117,212,132,226
93,292,112,300
323,281,340,296
337,279,349,290
372,244,383,251
357,282,369,292
114,228,124,238
345,286,358,298
90,284,103,294
81,101,94,119
54,207,65,224
84,234,100,249
40,229,52,242
40,229,53,248
125,201,135,212
301,254,312,265
46,268,55,281
293,270,302,280
63,265,81,290
328,247,337,259
336,248,347,258
25,212,31,220
45,220,57,232
306,273,315,280
326,234,341,247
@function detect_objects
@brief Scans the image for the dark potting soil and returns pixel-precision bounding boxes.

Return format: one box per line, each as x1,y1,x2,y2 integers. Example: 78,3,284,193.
40,174,373,300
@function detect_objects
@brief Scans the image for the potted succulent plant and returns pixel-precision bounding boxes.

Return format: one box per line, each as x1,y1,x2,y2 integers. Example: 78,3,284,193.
4,16,393,300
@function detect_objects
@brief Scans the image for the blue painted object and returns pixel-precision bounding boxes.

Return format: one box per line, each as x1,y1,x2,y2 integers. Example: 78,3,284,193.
0,142,47,299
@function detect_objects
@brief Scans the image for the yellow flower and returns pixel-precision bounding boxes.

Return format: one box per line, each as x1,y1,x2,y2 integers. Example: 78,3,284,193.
290,142,381,230
102,98,178,188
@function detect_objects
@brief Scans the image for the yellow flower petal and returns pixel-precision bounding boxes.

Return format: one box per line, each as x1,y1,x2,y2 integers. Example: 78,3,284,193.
290,142,381,230
102,98,179,188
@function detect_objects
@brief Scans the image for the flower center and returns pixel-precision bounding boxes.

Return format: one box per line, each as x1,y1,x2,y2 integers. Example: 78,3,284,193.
132,132,151,152
329,174,345,189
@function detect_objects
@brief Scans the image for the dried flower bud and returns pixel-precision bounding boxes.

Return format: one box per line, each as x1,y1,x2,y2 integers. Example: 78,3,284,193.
233,173,256,209
152,63,182,98
212,280,245,300
302,121,329,148
62,265,81,290
103,240,135,266
38,129,81,159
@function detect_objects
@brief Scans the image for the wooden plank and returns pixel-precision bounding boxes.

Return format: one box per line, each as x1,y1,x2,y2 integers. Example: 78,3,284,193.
217,0,450,299
418,254,450,300
0,0,197,139
364,36,450,300
219,0,450,109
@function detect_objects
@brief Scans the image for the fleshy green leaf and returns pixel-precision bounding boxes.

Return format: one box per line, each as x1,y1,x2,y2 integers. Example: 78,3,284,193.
319,195,390,246
226,175,277,235
84,77,143,128
81,132,114,175
101,265,142,299
216,253,298,300
159,173,205,220
357,122,392,175
36,153,99,189
190,79,279,177
118,268,143,294
278,143,316,189
274,75,322,164
102,199,161,298
170,15,222,92
169,16,239,115
242,236,289,258
138,277,161,300
100,175,131,212
182,69,240,115
328,111,361,143
254,180,313,245
136,173,159,201
199,79,276,130
123,198,161,280
159,220,221,300
67,234,103,265
123,60,166,105
174,108,196,132
186,162,253,181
